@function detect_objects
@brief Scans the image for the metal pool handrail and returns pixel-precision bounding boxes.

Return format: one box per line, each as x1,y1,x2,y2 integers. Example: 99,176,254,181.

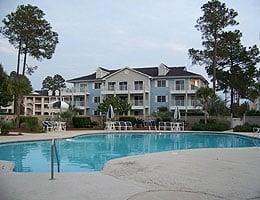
50,139,60,180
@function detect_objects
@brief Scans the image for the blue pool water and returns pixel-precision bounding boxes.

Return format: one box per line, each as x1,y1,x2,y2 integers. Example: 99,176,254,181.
0,132,259,172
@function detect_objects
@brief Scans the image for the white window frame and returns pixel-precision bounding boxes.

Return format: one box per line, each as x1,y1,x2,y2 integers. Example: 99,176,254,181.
157,80,166,87
94,96,100,103
119,81,127,91
175,80,185,90
108,82,116,91
134,81,143,90
157,95,166,103
175,95,185,106
94,82,102,89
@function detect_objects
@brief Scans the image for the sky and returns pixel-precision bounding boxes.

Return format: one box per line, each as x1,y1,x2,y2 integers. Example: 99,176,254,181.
0,0,260,90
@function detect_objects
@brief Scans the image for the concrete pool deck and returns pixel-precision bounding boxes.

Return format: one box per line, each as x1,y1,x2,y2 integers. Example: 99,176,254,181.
0,131,260,200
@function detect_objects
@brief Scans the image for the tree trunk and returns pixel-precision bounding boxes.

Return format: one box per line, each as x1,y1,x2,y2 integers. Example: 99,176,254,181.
230,87,234,115
16,97,22,129
16,40,22,74
212,33,217,94
204,101,208,124
22,48,28,76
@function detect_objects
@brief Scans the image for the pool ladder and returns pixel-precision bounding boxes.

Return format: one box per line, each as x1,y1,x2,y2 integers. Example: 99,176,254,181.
50,139,60,180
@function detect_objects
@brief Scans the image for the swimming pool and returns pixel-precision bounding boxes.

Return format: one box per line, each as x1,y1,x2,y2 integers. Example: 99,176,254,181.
0,132,259,172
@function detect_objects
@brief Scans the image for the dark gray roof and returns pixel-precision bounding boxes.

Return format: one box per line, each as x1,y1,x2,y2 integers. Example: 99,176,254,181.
33,90,48,96
67,65,206,82
133,67,158,77
166,67,200,77
67,72,97,82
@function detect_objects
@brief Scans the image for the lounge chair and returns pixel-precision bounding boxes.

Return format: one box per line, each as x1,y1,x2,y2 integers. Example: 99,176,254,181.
253,127,260,133
173,122,185,131
158,122,165,130
105,121,115,131
165,122,172,131
42,121,54,132
119,121,127,130
125,121,133,130
114,121,121,130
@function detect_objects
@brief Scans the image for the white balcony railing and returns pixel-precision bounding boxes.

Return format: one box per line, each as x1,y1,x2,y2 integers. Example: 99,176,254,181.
74,101,85,107
171,100,185,107
61,87,88,95
108,85,115,91
134,84,143,90
119,85,127,91
132,100,144,106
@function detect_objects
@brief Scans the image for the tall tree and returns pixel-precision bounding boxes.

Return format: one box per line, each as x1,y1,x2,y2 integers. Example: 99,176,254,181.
97,96,132,116
195,86,215,124
217,30,260,114
189,0,238,93
1,4,59,75
0,64,13,107
7,72,32,128
42,74,66,91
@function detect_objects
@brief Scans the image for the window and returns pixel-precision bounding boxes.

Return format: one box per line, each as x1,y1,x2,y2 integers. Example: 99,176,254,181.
157,96,166,102
175,96,185,106
133,96,143,106
119,81,127,90
94,97,100,103
94,110,100,116
157,80,166,87
79,83,87,93
176,80,184,90
190,95,197,106
191,79,199,90
108,82,116,91
134,81,143,90
134,110,143,116
94,82,102,89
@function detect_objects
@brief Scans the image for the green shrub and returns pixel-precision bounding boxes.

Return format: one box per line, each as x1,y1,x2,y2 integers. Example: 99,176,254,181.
91,121,99,127
0,121,14,135
246,110,260,116
186,111,204,116
19,116,43,132
119,116,137,125
135,118,144,127
72,116,92,128
233,123,260,132
192,121,229,131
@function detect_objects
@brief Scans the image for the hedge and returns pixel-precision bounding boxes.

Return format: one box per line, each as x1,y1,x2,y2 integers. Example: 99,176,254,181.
192,121,230,131
0,121,14,135
233,123,260,132
72,116,93,128
19,116,43,132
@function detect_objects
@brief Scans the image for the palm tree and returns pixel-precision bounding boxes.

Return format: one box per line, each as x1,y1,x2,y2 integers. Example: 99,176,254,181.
97,96,132,117
195,86,215,124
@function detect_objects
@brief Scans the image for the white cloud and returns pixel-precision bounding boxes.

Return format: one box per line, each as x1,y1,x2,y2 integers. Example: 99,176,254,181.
0,38,16,54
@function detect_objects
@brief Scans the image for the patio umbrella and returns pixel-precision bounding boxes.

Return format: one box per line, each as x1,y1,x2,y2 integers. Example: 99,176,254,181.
174,106,181,121
49,100,69,111
106,104,115,120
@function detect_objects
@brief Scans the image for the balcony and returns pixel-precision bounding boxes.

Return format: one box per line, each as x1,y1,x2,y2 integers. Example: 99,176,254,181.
119,85,127,91
73,101,86,109
102,86,149,94
131,100,148,109
134,84,143,90
61,87,89,96
26,98,33,103
133,100,143,106
102,85,128,94
170,100,201,110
